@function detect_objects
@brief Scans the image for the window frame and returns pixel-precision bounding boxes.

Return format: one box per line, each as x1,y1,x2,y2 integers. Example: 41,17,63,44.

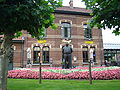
83,24,92,40
33,46,41,64
82,46,96,63
61,22,71,39
82,46,89,63
42,46,50,64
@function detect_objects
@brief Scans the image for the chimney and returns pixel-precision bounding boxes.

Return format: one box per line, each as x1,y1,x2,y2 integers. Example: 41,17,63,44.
69,0,73,7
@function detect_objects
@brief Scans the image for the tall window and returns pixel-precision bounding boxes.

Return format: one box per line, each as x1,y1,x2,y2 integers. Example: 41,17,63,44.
83,24,92,40
42,46,50,64
82,46,96,63
61,22,71,39
82,46,89,62
33,46,40,64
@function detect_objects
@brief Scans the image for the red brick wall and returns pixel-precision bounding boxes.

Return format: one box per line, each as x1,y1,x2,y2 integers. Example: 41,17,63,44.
12,10,104,67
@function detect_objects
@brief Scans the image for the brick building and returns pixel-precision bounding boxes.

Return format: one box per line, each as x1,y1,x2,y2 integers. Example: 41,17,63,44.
11,1,104,68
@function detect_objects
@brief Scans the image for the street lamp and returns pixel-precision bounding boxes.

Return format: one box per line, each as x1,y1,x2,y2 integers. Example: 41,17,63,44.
38,52,42,84
37,39,47,84
89,48,93,85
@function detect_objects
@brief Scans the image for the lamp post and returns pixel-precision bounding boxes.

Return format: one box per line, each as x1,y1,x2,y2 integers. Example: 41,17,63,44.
37,39,47,84
38,52,41,84
89,48,93,85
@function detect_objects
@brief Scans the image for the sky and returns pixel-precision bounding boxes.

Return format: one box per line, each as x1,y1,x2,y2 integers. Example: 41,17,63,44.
102,29,120,44
62,0,86,8
62,0,120,44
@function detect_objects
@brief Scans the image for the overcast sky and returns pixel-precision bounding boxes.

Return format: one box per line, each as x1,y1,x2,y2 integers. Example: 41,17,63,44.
63,0,120,44
63,0,86,8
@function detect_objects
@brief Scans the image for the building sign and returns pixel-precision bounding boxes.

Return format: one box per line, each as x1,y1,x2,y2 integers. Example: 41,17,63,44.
37,40,46,44
84,41,93,44
62,39,71,43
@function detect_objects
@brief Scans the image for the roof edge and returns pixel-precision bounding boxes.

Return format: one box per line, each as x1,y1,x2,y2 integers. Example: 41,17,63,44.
54,10,90,16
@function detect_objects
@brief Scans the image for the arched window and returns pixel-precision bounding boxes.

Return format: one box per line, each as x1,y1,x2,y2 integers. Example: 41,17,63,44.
90,46,96,62
42,46,50,64
33,46,40,64
82,46,89,62
61,22,71,39
82,45,96,63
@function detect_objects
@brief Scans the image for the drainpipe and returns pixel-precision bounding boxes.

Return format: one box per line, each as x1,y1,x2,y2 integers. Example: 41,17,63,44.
21,37,24,68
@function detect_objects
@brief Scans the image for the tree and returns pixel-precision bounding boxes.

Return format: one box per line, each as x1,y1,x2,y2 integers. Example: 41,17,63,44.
82,0,120,35
0,0,5,2
0,0,62,89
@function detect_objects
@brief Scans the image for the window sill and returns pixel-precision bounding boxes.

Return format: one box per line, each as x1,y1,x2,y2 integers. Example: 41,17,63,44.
82,62,97,64
82,62,89,64
61,37,71,39
93,62,98,64
32,63,50,65
84,38,92,40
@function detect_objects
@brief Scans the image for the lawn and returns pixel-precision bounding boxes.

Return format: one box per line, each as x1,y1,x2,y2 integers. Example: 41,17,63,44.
8,79,120,90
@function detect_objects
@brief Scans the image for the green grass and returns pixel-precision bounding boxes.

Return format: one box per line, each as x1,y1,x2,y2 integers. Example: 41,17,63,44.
8,79,120,90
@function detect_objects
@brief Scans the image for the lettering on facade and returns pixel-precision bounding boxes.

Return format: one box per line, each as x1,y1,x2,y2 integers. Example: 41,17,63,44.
37,40,47,44
84,41,94,44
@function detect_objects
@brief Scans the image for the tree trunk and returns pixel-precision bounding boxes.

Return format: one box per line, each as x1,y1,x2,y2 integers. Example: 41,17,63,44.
0,33,13,90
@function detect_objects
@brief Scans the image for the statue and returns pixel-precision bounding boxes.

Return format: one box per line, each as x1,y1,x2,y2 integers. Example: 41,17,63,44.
62,44,73,69
26,48,32,68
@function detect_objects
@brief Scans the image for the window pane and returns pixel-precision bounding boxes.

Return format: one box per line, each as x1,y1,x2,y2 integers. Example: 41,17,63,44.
34,46,40,51
62,23,70,27
64,27,68,37
83,24,87,28
83,24,92,39
43,47,49,51
83,46,88,62
61,22,71,38
33,46,40,64
42,46,49,63
83,51,88,62
33,51,40,64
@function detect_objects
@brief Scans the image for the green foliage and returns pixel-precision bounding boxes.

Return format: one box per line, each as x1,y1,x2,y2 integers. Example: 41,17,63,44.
0,0,62,39
82,0,120,34
14,32,22,38
0,0,5,2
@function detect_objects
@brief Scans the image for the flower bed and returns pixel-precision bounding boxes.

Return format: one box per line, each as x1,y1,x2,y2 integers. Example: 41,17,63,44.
8,67,120,80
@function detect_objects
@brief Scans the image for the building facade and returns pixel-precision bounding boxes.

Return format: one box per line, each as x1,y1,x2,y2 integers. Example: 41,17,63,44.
10,4,104,68
104,43,120,61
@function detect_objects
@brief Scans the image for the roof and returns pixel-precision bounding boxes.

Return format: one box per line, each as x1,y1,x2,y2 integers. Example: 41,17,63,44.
55,6,91,16
104,43,120,49
0,35,24,42
56,6,91,13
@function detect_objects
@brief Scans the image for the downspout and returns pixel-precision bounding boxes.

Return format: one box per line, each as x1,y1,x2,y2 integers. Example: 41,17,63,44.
21,37,24,68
